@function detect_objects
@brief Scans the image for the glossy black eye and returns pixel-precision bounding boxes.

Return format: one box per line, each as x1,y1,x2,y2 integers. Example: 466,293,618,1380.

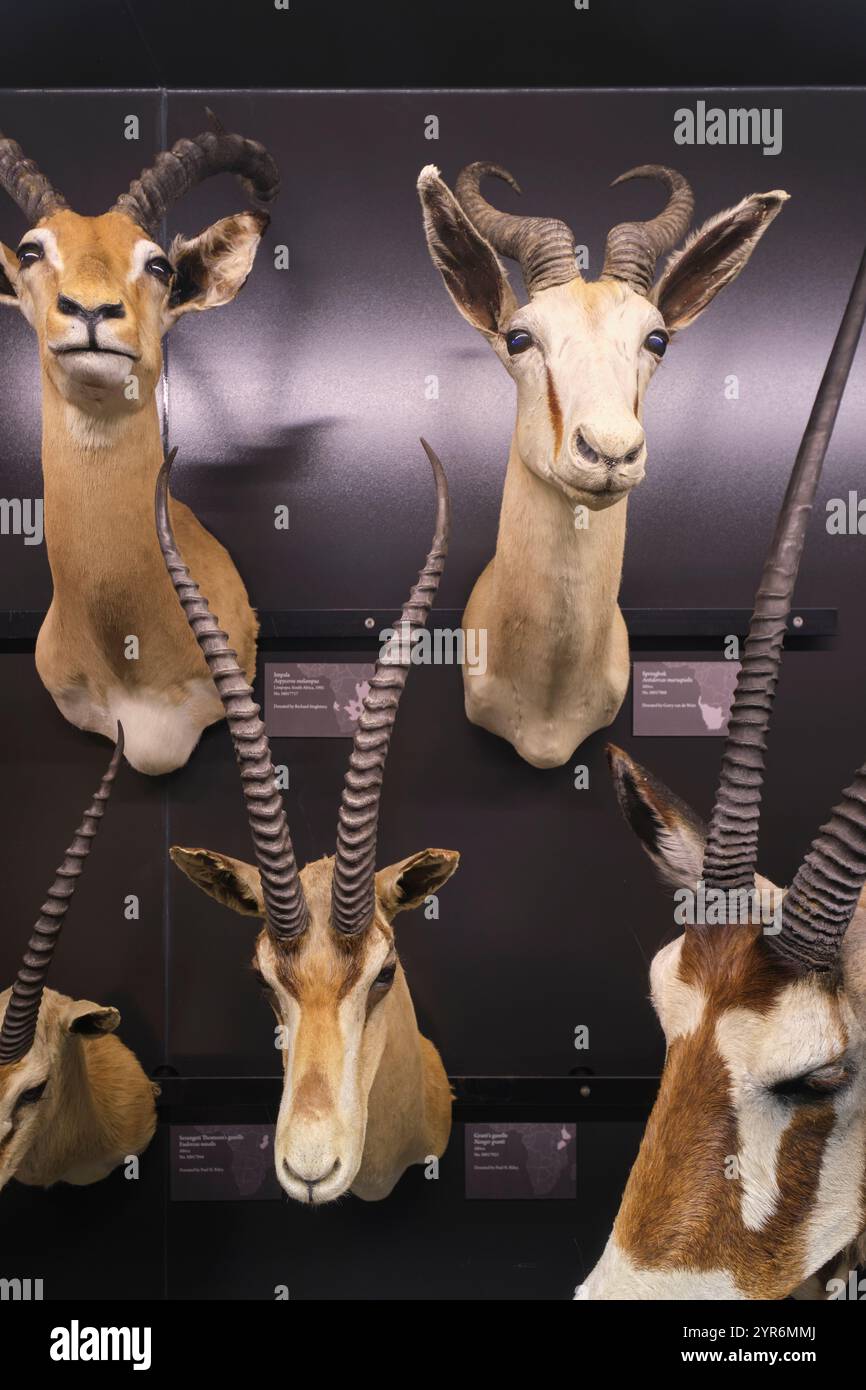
372,963,397,990
14,1080,47,1111
146,256,173,282
644,329,669,358
17,241,43,266
505,328,534,356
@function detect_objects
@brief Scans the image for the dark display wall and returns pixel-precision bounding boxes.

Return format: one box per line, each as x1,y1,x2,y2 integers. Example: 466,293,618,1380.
1,87,864,1298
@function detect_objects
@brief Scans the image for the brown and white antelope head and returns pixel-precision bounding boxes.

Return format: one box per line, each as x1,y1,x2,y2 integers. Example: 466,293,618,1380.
580,247,866,1300
159,443,459,1205
0,114,277,414
419,162,786,507
0,732,155,1191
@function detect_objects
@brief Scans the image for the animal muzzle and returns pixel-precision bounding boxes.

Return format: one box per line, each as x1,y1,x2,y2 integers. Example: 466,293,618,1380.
275,1114,360,1205
572,424,646,474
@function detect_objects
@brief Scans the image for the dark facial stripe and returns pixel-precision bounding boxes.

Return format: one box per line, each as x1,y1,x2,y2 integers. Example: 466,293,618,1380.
546,367,563,458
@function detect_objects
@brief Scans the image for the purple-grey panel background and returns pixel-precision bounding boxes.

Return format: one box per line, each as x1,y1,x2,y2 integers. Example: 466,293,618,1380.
0,90,864,1080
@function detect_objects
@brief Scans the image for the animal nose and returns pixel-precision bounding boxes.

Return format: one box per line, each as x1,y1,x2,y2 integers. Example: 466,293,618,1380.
283,1156,341,1196
56,295,126,324
573,427,645,469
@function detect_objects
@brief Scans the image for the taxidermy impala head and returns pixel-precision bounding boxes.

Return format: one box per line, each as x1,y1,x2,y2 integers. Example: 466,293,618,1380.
419,162,786,507
0,730,155,1192
581,250,866,1300
160,442,459,1205
0,114,277,412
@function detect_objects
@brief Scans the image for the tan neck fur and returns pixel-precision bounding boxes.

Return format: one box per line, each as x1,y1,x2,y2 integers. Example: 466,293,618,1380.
464,433,630,767
351,967,451,1201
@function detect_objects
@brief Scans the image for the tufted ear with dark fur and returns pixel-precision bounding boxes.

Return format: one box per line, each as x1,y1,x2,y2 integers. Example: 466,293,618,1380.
375,848,460,923
167,210,269,318
170,846,264,917
652,190,788,332
417,165,517,339
607,744,707,891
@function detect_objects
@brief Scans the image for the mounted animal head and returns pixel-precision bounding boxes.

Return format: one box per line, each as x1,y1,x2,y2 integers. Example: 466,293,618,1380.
419,162,786,508
0,732,124,1191
0,114,277,413
159,442,460,1205
581,246,866,1300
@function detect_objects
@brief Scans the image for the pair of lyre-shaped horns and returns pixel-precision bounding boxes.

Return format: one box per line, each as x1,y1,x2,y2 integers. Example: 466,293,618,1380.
155,440,450,944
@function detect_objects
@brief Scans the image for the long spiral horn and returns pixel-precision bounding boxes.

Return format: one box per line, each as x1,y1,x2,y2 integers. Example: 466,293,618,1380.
331,440,450,936
112,110,279,239
701,245,866,903
0,131,67,224
455,162,577,296
601,165,694,296
155,449,308,941
0,729,123,1066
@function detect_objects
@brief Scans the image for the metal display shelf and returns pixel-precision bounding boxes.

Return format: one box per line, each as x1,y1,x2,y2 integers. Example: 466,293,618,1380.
0,607,838,645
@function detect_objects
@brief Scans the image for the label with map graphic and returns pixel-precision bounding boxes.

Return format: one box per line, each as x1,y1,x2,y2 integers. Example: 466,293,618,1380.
170,1125,282,1201
632,661,741,737
464,1123,576,1199
265,662,376,737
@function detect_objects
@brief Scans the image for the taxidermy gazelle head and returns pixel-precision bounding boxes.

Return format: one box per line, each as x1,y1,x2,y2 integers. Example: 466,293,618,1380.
0,729,158,1191
160,442,459,1205
0,116,278,776
0,114,276,410
581,248,866,1300
419,162,786,506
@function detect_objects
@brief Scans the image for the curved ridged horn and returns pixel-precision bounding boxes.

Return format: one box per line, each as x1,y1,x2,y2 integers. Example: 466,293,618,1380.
701,245,866,903
778,770,866,973
601,165,694,296
331,440,450,936
112,109,279,239
0,131,67,224
455,162,577,296
0,728,123,1066
155,449,307,941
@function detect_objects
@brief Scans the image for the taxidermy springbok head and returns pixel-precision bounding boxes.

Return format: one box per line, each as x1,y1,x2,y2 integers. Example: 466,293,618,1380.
0,729,157,1191
0,116,278,775
419,162,787,768
580,248,866,1300
159,441,459,1205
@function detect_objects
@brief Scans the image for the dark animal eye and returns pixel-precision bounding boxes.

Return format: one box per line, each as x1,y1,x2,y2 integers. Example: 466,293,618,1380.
146,256,173,282
772,1064,853,1102
17,242,43,266
372,963,396,990
14,1080,48,1110
644,329,669,358
505,329,534,356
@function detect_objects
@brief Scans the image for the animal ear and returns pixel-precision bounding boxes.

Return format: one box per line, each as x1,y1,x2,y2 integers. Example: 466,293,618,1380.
651,190,788,332
65,1001,121,1036
0,242,20,305
376,848,460,921
170,846,265,917
607,744,707,891
418,165,517,338
166,210,269,319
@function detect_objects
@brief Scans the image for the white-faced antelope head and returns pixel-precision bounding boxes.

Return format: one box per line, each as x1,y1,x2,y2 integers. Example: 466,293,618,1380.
0,730,158,1191
0,114,276,408
418,162,788,768
158,443,460,1205
419,161,786,507
0,117,278,776
581,249,866,1300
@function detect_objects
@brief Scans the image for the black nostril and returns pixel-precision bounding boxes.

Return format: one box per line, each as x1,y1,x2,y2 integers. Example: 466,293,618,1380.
623,444,644,465
284,1156,341,1186
57,294,86,318
574,430,599,466
56,296,125,323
